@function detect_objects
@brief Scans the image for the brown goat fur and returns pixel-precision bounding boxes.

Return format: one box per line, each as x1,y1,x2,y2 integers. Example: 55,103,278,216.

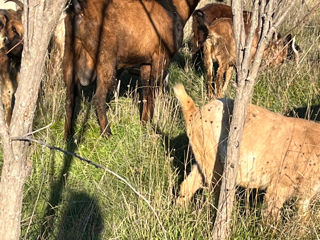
192,4,300,98
4,10,23,56
0,50,14,124
63,0,201,139
174,84,320,219
0,8,22,125
200,17,258,98
196,13,296,98
191,3,251,53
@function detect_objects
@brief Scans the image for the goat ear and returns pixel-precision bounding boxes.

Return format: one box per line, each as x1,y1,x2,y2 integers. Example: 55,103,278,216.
285,33,293,43
194,10,206,25
72,0,83,14
289,35,302,53
271,32,282,41
0,10,9,23
283,34,294,47
277,33,282,40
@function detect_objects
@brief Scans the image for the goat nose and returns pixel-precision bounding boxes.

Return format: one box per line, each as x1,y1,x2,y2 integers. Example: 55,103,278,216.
2,36,7,44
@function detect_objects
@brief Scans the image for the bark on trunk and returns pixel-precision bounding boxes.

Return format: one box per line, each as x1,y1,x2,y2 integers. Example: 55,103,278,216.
0,1,67,239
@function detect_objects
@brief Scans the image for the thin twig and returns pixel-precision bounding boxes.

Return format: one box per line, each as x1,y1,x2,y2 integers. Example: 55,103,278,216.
17,123,53,138
5,39,23,55
10,136,168,239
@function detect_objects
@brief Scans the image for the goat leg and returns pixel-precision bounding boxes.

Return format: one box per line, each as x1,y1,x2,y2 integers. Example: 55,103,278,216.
1,79,13,126
203,44,215,98
297,197,311,219
222,66,233,94
64,75,77,140
263,181,293,220
63,14,76,140
93,66,113,137
63,54,76,139
177,164,204,205
140,64,154,122
215,64,228,98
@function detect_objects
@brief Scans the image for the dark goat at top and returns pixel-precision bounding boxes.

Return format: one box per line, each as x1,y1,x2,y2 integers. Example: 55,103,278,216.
63,0,201,139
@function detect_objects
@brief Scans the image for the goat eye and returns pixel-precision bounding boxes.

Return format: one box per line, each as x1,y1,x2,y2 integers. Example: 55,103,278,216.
12,26,17,34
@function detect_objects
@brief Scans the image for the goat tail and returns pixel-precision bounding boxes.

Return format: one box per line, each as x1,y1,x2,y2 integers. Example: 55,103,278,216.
173,84,198,123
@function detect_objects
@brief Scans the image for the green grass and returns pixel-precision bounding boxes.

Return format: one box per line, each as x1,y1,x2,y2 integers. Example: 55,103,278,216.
6,1,320,239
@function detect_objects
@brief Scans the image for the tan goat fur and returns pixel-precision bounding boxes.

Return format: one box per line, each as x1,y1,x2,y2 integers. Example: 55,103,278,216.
174,84,320,219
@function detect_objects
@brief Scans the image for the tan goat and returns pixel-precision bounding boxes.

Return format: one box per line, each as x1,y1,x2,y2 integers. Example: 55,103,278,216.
195,11,297,98
174,84,320,219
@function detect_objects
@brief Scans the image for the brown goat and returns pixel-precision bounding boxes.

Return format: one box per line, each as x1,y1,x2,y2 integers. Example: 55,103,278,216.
174,84,320,220
191,3,251,53
0,6,23,125
196,12,298,98
63,0,201,139
200,16,257,98
48,12,66,74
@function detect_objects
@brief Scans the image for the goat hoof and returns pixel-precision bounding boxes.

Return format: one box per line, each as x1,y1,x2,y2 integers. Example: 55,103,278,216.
141,119,147,125
63,133,73,142
176,196,189,206
102,127,112,138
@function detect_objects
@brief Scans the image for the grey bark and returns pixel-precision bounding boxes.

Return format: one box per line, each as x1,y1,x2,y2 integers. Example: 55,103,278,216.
212,0,296,239
0,1,67,239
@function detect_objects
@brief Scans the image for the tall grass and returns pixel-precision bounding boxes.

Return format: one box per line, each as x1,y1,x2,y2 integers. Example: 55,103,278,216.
10,1,320,239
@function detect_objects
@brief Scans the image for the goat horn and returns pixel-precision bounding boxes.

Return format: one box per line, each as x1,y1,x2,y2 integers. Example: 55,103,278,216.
291,37,300,65
4,0,24,10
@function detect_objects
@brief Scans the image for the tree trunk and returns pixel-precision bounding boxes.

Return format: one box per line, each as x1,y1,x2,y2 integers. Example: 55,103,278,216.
212,0,295,239
0,1,67,239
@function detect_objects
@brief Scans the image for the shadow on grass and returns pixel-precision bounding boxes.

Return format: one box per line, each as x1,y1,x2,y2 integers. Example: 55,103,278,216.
155,127,196,199
40,71,141,238
56,191,103,240
40,86,94,238
236,187,266,217
167,133,194,187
